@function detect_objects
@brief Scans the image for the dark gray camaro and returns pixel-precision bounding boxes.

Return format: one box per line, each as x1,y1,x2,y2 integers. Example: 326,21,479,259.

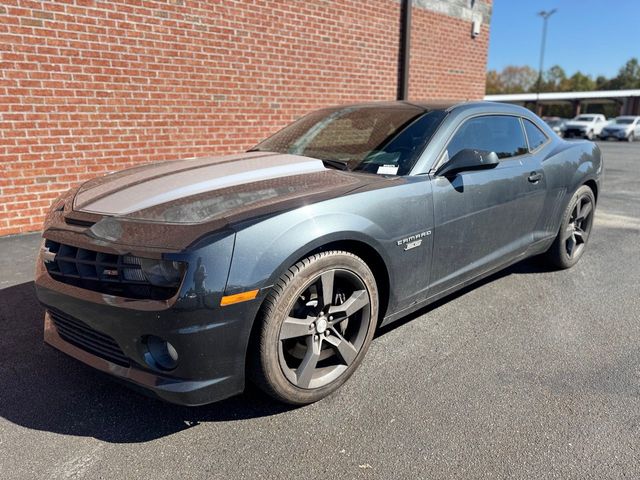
35,101,602,405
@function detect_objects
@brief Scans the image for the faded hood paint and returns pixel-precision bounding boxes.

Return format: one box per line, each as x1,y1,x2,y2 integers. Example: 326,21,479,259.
76,152,326,216
58,152,391,250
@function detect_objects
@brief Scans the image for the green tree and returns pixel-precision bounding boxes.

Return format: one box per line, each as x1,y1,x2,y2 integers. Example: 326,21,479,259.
539,65,568,92
485,70,504,95
485,58,640,94
500,65,538,93
607,58,640,89
485,65,538,94
567,71,595,91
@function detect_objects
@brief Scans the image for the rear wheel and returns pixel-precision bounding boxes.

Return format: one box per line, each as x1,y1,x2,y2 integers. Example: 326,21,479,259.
250,251,378,405
544,185,595,269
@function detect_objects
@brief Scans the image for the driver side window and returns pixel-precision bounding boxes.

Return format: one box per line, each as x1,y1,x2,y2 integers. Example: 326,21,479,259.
447,115,528,161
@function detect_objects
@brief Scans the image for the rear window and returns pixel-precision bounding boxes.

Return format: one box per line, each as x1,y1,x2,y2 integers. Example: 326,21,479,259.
523,119,548,150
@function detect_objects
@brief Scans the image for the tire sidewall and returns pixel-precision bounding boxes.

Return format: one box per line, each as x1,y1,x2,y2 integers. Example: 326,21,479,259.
553,185,596,268
258,252,379,405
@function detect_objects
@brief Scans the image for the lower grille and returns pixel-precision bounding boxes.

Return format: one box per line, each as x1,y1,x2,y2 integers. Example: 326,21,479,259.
564,128,585,136
49,309,130,367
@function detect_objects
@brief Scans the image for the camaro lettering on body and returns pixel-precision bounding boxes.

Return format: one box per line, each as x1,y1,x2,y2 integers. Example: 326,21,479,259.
397,231,431,250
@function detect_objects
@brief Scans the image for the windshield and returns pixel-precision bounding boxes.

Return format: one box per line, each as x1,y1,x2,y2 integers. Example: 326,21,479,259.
575,115,595,122
615,118,635,125
252,105,447,176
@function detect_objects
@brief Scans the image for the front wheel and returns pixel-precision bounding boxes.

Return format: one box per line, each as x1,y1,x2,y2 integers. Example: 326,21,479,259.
250,251,378,405
544,185,595,269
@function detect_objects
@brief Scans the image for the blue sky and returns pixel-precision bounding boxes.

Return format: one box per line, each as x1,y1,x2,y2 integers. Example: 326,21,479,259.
487,0,640,78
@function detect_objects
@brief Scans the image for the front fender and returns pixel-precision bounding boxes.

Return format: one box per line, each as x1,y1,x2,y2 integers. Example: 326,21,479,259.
226,209,393,293
225,178,434,316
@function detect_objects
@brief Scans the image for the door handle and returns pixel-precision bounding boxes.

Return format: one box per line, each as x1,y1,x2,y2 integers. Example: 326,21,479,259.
528,172,543,183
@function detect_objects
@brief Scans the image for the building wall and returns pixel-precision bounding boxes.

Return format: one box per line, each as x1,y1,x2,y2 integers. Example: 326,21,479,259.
0,0,491,236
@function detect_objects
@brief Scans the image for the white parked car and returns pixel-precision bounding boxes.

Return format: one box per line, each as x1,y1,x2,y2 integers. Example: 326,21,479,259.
563,114,607,140
599,116,640,142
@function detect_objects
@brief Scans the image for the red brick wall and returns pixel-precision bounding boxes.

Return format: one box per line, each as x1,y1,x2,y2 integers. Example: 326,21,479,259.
409,7,490,100
0,0,490,236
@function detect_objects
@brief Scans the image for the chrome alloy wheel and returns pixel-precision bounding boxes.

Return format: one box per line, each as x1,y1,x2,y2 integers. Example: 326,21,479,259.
277,268,371,390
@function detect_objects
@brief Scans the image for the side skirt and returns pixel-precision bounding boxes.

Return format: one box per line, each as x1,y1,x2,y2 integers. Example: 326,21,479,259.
378,241,549,328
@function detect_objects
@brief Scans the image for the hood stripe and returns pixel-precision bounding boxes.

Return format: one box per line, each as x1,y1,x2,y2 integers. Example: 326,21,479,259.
74,151,276,210
80,156,327,215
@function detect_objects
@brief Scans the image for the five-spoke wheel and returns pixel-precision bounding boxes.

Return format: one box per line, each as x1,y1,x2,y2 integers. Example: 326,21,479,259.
278,269,370,389
545,185,596,269
250,251,378,405
563,194,593,260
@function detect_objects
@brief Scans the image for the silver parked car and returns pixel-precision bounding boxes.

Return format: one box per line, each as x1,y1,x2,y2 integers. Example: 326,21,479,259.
544,117,568,137
599,116,640,142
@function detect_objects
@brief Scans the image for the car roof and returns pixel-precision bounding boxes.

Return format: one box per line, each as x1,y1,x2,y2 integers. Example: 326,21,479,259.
321,100,533,115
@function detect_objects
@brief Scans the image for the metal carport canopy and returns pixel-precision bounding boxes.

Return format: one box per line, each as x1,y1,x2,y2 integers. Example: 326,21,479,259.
485,89,640,102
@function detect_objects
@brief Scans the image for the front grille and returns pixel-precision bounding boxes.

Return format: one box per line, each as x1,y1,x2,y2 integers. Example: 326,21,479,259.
49,309,130,367
564,128,585,137
43,239,178,300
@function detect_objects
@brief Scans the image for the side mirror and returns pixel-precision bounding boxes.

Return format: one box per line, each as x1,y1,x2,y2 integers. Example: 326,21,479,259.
437,149,499,177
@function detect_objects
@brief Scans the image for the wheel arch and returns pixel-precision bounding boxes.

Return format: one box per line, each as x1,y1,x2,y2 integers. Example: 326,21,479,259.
244,235,392,387
288,238,391,323
583,178,598,202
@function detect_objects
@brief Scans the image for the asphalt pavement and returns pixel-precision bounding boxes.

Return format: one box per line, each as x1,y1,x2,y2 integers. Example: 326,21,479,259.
0,141,639,479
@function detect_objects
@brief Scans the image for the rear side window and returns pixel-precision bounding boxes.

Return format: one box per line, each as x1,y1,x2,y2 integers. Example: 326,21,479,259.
447,115,528,160
523,119,548,150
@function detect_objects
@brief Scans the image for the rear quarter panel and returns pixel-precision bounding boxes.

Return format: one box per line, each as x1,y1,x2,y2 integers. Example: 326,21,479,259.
536,139,602,241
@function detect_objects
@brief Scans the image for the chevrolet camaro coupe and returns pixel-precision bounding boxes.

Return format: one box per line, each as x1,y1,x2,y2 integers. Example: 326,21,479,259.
35,101,602,405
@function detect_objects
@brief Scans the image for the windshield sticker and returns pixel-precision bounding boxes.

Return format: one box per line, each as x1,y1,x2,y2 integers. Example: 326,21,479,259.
377,165,399,175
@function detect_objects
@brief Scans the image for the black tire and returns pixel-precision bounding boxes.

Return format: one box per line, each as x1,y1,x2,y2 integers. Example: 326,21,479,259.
250,251,379,405
544,185,596,269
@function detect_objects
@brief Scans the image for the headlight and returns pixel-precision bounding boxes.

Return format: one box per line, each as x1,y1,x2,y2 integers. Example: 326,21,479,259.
139,259,186,287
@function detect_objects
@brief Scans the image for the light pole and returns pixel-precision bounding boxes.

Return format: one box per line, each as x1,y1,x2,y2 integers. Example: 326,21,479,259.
535,9,557,116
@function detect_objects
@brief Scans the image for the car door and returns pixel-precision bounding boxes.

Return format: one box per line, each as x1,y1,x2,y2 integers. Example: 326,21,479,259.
428,114,547,296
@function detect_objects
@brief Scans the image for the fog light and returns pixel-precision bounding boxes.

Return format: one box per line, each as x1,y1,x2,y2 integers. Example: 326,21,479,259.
144,335,178,370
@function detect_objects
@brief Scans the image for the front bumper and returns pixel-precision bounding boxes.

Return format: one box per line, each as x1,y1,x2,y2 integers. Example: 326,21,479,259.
43,311,238,405
600,130,628,139
35,230,266,406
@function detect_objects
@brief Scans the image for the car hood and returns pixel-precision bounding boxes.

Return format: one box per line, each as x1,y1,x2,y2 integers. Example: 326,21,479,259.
603,124,629,131
66,152,390,249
